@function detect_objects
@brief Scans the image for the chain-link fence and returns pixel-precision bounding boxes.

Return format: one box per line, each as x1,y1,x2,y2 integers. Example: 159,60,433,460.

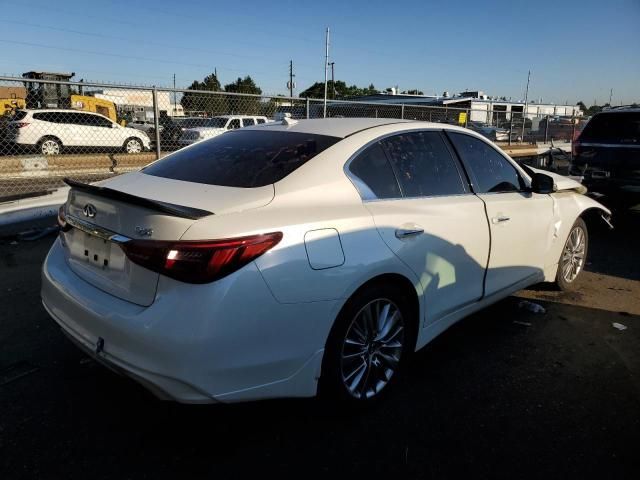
0,75,584,200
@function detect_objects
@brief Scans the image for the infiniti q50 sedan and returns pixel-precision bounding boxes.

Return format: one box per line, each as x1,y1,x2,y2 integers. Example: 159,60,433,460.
42,118,611,403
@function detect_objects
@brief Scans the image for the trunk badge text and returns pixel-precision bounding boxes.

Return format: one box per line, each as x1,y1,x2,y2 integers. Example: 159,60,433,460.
82,203,97,218
135,226,153,237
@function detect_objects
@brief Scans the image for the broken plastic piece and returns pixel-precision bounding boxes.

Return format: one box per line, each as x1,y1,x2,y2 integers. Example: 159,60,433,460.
612,322,627,331
518,300,546,314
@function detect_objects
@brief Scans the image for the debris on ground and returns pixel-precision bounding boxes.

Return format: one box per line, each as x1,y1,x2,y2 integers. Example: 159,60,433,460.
612,322,628,331
518,300,547,314
513,320,533,327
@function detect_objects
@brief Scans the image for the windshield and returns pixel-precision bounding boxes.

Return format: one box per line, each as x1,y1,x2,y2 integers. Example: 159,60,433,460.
143,129,341,187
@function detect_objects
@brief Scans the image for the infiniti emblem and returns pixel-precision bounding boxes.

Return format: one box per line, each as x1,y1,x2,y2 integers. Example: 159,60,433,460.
83,203,97,218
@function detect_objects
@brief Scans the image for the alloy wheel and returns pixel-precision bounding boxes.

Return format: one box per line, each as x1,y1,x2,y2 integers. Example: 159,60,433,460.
41,140,60,155
126,139,142,154
340,298,405,399
561,225,586,283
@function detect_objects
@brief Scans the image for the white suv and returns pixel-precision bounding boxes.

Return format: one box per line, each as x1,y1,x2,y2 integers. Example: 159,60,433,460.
5,109,151,155
179,115,269,146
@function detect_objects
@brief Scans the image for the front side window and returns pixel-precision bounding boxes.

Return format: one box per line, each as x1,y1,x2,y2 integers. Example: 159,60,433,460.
84,114,113,127
348,143,401,199
381,131,466,197
256,118,266,124
144,129,340,188
448,132,524,193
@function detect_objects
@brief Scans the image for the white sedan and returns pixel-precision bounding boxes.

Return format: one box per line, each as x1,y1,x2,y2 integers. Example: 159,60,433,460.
42,118,610,404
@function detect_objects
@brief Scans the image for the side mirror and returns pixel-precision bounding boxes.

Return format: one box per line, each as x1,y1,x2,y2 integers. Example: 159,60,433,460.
531,172,557,194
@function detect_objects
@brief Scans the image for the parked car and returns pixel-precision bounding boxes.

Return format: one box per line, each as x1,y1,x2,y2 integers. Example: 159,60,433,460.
4,109,151,155
44,118,610,404
467,121,509,142
179,115,269,145
570,108,640,208
127,119,156,133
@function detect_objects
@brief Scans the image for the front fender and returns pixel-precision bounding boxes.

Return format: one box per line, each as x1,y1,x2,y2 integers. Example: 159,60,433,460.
543,192,611,281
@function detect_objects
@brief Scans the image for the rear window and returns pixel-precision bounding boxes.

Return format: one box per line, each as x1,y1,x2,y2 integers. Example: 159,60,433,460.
580,112,640,144
144,129,341,188
10,110,28,121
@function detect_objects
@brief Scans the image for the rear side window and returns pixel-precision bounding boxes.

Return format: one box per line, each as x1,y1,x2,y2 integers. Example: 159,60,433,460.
448,132,524,193
10,110,28,121
580,112,640,144
228,119,241,129
243,118,256,127
348,143,401,199
381,131,466,197
144,129,340,188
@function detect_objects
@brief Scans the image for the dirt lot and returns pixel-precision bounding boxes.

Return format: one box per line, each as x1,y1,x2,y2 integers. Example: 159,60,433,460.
0,210,638,479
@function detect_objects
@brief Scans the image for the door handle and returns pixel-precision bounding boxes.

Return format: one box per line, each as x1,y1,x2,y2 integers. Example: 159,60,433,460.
395,227,424,239
491,215,511,224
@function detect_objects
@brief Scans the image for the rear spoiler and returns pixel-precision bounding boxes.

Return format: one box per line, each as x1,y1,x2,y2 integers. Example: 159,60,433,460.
64,178,213,220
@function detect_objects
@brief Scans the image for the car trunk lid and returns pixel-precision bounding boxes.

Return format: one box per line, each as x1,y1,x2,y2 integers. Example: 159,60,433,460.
61,173,274,306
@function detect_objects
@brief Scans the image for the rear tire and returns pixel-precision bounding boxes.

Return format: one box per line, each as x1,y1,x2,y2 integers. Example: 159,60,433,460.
38,137,62,155
555,217,588,291
123,137,143,154
320,282,416,404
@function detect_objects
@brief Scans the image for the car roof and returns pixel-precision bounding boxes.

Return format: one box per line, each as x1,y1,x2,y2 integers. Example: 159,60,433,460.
247,118,414,138
244,117,472,138
213,114,267,119
20,108,103,115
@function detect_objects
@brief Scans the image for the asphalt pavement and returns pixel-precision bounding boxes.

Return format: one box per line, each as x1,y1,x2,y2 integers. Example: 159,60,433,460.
0,210,638,479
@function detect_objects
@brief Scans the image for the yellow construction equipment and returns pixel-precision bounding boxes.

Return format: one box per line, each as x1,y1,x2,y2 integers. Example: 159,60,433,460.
70,95,118,122
0,97,26,116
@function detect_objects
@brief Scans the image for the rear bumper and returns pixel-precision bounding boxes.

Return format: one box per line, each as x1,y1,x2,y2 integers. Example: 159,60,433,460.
41,237,336,403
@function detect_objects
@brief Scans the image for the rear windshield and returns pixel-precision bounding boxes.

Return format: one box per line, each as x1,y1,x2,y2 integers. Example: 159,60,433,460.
143,129,341,187
580,112,640,144
9,110,28,121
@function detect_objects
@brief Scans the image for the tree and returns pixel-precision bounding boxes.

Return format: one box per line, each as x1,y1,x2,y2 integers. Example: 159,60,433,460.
299,81,378,99
224,76,262,114
576,101,588,113
181,72,225,114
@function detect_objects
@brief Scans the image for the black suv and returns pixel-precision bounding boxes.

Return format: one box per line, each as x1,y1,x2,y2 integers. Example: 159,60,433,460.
570,108,640,208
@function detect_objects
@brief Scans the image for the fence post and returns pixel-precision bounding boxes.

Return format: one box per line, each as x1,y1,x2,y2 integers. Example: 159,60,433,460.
571,115,577,158
509,114,514,146
305,97,310,119
401,104,405,119
544,114,549,144
152,87,161,160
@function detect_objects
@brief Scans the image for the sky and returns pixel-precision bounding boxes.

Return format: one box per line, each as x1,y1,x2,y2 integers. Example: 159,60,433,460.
0,0,638,105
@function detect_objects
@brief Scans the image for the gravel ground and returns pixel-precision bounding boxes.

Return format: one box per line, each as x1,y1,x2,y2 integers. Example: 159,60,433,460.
0,210,638,479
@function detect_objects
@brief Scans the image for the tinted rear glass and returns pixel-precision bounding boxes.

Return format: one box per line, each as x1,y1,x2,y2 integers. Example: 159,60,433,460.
144,129,341,187
580,112,640,144
10,110,28,121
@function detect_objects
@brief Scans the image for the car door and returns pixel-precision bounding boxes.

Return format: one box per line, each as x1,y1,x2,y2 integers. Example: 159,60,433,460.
446,132,554,296
348,130,490,325
84,113,120,147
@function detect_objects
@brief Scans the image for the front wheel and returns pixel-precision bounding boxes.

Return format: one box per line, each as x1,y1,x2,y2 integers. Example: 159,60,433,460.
321,283,415,403
555,217,588,291
123,137,143,154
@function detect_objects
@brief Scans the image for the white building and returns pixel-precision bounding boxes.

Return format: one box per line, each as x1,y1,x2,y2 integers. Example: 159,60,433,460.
88,89,184,118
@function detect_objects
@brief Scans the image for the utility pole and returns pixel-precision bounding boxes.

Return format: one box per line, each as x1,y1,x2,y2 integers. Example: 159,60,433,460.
329,62,335,98
609,88,613,106
521,69,531,142
288,60,295,98
323,27,330,118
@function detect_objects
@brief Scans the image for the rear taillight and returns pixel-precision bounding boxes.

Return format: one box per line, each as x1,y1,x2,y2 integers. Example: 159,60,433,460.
57,205,71,231
572,140,581,157
119,232,282,284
